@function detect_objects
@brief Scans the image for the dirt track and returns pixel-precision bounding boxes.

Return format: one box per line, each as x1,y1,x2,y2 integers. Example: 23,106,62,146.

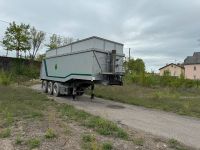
32,84,200,149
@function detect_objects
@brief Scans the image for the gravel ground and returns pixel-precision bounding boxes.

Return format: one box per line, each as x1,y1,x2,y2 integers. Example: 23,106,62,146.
31,84,200,149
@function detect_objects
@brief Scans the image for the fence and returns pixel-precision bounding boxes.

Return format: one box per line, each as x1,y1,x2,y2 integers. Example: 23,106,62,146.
0,56,41,71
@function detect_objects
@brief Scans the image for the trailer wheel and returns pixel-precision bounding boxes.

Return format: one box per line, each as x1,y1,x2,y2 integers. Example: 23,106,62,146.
42,80,48,93
53,82,60,97
47,81,53,95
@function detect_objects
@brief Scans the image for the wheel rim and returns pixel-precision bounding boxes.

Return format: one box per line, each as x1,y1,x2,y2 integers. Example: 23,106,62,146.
53,85,57,94
43,82,46,90
48,82,52,93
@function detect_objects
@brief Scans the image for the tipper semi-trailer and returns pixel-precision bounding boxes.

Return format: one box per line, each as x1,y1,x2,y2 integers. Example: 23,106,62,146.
40,36,125,99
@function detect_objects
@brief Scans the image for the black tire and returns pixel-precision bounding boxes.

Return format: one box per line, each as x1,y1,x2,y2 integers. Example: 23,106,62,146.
42,80,48,93
47,81,53,95
53,82,60,97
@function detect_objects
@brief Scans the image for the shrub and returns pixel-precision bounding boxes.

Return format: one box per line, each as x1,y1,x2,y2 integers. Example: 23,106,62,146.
168,139,186,150
124,72,199,89
0,71,11,86
82,134,95,143
27,138,40,149
0,128,11,138
15,136,23,145
45,128,56,139
102,142,113,150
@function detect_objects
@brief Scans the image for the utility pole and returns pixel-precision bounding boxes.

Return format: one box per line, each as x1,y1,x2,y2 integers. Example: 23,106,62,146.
129,48,131,61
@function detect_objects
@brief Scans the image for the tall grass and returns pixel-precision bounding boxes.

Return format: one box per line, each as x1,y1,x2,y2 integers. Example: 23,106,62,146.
0,71,11,85
94,84,200,118
0,59,40,85
124,72,200,89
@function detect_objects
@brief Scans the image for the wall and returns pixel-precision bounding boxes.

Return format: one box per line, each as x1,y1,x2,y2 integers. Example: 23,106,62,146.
184,64,200,80
159,64,184,77
0,56,41,71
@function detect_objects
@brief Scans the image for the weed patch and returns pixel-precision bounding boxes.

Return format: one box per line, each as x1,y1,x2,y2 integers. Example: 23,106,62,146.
60,104,128,139
133,138,144,146
15,136,23,145
168,139,187,150
27,138,40,149
0,128,11,138
102,142,113,150
45,128,56,139
93,85,200,118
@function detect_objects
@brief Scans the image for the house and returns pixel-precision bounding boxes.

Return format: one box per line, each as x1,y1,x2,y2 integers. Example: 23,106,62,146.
159,63,184,77
184,52,200,80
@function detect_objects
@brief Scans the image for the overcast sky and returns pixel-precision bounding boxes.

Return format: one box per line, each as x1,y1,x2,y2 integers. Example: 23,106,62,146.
0,0,200,72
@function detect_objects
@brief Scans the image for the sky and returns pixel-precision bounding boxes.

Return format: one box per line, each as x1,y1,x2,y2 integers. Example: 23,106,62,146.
0,0,200,72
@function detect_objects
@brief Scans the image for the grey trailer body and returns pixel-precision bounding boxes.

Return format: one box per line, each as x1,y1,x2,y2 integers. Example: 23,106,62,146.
40,36,125,98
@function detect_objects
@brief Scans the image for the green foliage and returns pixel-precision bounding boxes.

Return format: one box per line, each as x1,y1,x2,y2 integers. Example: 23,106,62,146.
81,134,99,150
29,27,45,59
125,58,145,74
45,128,56,139
60,104,128,139
133,138,144,146
15,136,23,145
0,71,11,86
46,34,63,49
35,54,45,62
46,34,75,49
102,142,113,150
27,138,40,149
82,134,113,150
124,71,200,89
1,59,40,84
2,22,31,58
0,86,48,123
82,134,95,143
168,139,187,150
94,85,200,118
0,128,11,138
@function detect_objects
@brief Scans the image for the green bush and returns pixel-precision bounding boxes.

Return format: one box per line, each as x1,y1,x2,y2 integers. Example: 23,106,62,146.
0,128,11,138
27,138,40,149
0,59,40,84
0,71,11,86
124,72,199,89
45,128,56,139
102,142,113,150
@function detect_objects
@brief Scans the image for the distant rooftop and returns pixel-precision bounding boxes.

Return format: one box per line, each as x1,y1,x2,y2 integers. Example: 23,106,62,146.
184,52,200,65
159,63,184,70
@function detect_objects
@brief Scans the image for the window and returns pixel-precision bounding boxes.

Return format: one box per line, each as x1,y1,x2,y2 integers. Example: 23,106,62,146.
194,66,196,71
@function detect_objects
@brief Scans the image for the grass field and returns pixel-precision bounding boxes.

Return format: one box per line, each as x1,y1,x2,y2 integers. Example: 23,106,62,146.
94,84,200,118
0,85,191,149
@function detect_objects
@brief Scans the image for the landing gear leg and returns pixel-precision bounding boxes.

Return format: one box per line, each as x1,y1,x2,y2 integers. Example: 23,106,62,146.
72,83,76,100
72,87,76,100
91,82,94,100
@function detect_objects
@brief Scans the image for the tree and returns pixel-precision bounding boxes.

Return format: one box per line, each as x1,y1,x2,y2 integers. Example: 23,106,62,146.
46,34,76,50
2,22,31,58
63,37,74,45
46,34,62,49
125,58,145,74
29,27,45,59
35,54,45,62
